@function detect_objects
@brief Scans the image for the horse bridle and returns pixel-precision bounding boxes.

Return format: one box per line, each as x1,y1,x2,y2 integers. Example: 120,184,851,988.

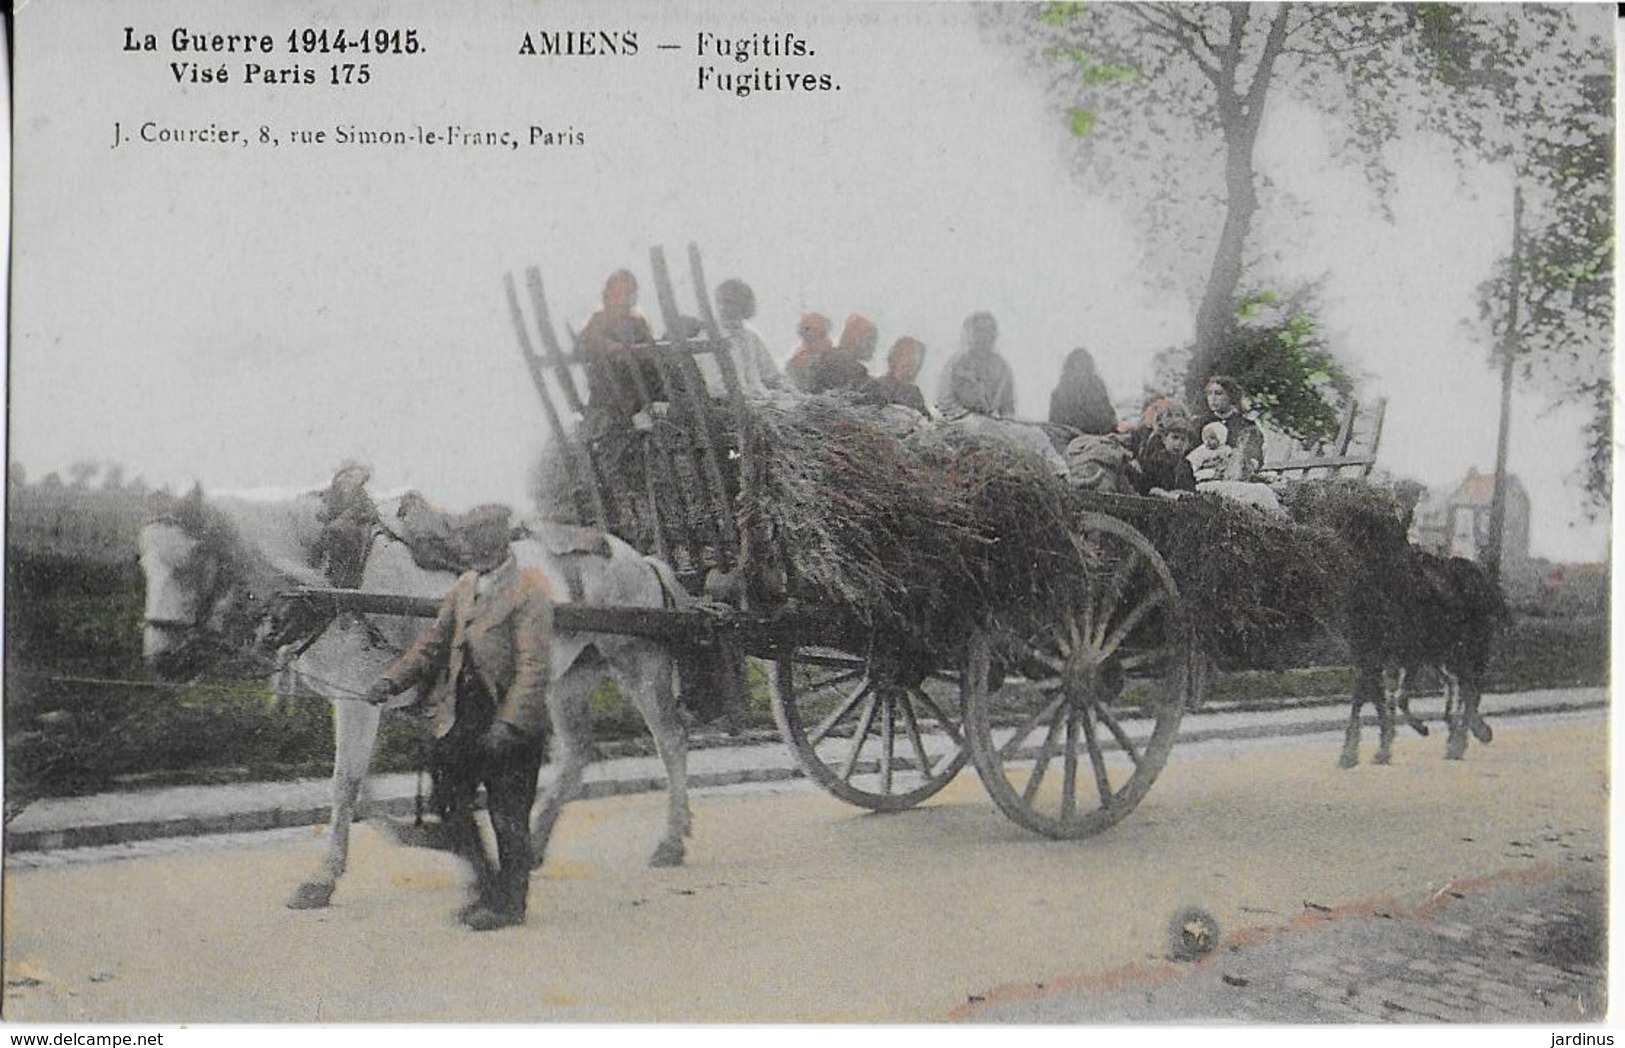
145,509,408,690
142,515,308,672
141,516,244,642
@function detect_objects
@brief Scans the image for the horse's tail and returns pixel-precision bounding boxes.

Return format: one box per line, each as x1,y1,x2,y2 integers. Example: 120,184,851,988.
642,555,692,611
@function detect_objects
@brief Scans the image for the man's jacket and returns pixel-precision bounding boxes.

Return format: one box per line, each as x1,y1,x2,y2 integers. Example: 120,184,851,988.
379,561,555,739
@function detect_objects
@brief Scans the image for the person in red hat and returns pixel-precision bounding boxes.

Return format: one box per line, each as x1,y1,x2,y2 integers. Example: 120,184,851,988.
580,269,658,436
785,312,835,393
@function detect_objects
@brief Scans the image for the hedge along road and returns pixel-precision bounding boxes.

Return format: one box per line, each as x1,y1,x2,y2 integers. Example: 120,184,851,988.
2,711,1606,1024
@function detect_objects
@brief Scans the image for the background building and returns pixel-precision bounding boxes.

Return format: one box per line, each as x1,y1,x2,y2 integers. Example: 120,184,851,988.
1410,468,1530,567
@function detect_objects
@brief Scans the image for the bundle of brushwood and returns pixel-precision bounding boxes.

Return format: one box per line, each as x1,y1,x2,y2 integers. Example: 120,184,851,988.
1277,476,1411,563
743,397,1097,650
533,396,1096,649
1142,477,1428,668
531,396,1409,667
1139,493,1353,668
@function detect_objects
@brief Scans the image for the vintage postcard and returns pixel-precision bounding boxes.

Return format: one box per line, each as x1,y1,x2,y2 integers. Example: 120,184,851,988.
4,0,1612,1034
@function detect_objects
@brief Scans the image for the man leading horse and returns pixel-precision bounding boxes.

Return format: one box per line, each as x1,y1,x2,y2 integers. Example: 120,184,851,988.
365,509,555,932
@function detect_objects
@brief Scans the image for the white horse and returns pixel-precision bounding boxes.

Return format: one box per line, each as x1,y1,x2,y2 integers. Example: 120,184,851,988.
139,486,691,910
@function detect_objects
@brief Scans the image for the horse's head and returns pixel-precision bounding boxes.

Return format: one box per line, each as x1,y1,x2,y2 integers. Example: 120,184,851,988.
138,487,286,679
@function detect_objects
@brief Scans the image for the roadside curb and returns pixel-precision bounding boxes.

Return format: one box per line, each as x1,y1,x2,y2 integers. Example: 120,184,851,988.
4,688,1605,855
1176,694,1608,748
3,764,810,854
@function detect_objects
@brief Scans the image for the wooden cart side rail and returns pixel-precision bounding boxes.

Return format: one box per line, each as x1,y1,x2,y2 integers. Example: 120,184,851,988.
1255,397,1387,480
505,272,609,531
283,588,719,643
506,245,757,602
638,247,739,568
1067,489,1188,523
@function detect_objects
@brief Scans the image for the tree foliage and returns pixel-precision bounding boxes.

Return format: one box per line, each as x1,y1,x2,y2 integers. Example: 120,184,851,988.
1437,8,1613,506
1148,286,1353,446
1001,2,1612,502
1223,288,1354,447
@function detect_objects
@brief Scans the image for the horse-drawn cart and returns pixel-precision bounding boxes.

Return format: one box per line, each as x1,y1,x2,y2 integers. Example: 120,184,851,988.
300,245,1206,840
136,247,1477,916
497,244,1202,839
266,243,1503,890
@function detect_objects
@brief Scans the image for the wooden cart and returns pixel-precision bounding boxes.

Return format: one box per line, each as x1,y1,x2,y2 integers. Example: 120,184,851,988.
465,244,1215,840
307,247,1213,840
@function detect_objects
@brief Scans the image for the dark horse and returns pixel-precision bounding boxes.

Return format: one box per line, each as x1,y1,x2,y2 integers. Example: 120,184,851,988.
1283,479,1508,767
1340,546,1508,767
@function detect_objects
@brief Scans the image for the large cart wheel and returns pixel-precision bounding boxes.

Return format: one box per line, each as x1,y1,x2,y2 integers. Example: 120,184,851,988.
964,513,1200,839
771,647,971,811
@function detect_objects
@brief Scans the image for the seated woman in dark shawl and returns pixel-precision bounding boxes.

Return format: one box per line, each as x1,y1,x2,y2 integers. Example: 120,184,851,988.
1048,347,1118,436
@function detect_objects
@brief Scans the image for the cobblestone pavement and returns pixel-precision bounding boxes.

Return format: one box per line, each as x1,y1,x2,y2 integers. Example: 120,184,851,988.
959,859,1608,1024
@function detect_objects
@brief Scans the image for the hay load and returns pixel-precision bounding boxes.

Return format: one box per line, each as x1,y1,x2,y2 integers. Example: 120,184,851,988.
1139,494,1353,668
534,396,1094,648
532,396,1396,666
745,399,1097,647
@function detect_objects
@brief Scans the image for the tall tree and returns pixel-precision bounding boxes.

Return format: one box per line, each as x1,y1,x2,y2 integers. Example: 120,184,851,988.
1014,4,1423,399
1009,2,1612,461
1436,8,1614,506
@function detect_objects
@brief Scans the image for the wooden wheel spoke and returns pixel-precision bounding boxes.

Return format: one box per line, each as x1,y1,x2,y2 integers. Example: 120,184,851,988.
1024,648,1068,678
1117,644,1176,675
801,667,865,694
999,692,1068,761
1060,697,1081,821
794,651,867,669
1090,546,1141,648
809,678,872,746
910,687,965,747
1092,701,1142,769
1079,704,1115,812
1078,576,1098,651
879,691,895,793
838,689,882,782
897,692,936,773
1100,587,1166,660
1021,698,1068,803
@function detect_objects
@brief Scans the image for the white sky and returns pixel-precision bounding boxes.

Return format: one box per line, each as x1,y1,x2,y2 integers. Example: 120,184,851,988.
6,0,1613,563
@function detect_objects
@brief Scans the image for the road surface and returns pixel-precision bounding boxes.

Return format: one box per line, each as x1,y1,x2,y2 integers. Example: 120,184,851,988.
2,710,1607,1023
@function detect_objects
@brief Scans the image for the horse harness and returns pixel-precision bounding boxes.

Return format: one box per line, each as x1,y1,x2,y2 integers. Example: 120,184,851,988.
287,525,396,654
